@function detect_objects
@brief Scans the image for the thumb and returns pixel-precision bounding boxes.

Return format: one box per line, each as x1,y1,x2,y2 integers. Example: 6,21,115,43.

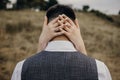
43,16,48,26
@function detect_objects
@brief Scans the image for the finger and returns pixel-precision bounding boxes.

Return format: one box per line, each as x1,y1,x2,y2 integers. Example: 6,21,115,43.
52,22,59,28
58,24,64,28
53,24,64,32
62,14,67,19
54,30,64,36
50,17,59,24
59,15,66,23
65,22,72,29
75,18,79,28
59,28,69,36
58,20,64,26
65,17,75,26
54,27,60,32
43,16,48,26
62,14,75,26
54,28,59,32
59,15,64,20
64,26,71,32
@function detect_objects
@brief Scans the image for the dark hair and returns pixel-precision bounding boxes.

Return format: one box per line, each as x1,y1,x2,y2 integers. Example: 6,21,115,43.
46,4,76,23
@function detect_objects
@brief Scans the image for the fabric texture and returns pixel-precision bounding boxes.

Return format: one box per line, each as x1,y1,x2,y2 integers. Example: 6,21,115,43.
21,51,98,80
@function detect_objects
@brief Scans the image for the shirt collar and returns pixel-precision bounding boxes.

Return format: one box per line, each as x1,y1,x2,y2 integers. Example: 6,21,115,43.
45,41,77,52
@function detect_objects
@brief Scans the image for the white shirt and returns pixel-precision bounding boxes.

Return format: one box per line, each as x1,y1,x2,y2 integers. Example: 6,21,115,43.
11,41,112,80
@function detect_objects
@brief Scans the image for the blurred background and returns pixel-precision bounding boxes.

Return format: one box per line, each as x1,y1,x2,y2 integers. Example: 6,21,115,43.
0,0,120,80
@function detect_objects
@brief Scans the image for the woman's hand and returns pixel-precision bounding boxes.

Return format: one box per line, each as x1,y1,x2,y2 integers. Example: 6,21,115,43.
38,15,87,55
37,16,64,52
59,14,87,55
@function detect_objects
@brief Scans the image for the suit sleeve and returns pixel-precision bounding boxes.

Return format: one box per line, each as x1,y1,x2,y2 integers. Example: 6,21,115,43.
11,60,25,80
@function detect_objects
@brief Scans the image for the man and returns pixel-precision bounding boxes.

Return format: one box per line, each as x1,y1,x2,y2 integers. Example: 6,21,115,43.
11,5,112,80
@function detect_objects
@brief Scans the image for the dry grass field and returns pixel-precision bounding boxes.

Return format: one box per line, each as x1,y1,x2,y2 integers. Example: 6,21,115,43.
0,10,120,80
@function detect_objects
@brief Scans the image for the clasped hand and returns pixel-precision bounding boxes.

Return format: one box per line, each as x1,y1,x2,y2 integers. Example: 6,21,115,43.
38,14,87,55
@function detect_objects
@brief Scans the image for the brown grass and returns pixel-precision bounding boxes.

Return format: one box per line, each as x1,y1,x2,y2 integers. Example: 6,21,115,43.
0,10,120,80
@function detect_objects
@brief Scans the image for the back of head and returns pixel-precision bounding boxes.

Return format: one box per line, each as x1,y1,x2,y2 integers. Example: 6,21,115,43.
46,4,76,23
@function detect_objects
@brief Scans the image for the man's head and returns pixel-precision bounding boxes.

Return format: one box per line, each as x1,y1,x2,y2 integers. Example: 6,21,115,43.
45,4,77,41
46,4,76,23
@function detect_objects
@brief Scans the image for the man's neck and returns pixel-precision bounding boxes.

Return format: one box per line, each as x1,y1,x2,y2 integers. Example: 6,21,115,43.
52,35,69,41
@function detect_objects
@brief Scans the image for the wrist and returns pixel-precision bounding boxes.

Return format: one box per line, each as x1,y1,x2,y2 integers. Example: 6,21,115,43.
74,39,87,55
39,33,49,44
37,36,48,52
